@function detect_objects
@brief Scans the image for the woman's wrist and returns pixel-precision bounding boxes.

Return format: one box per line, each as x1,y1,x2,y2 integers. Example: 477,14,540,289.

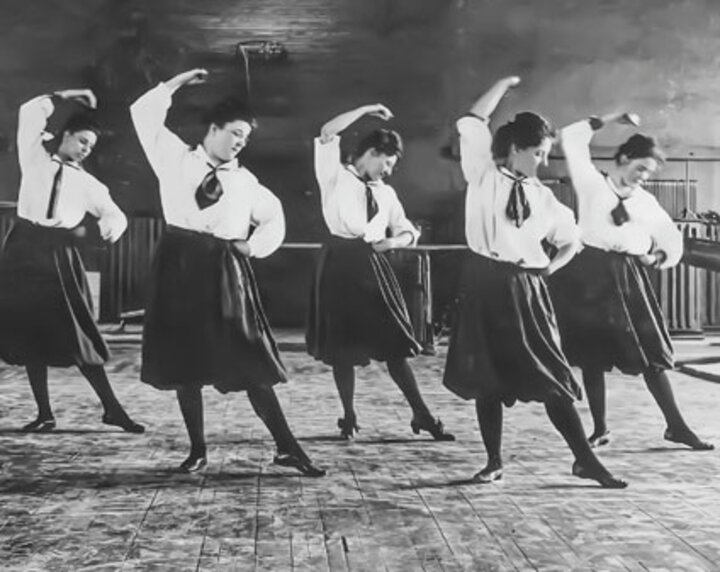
465,111,489,123
588,116,604,131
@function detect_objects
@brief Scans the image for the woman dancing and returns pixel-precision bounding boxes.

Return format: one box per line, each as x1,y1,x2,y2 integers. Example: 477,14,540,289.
131,69,325,475
307,103,455,442
443,76,626,488
551,111,713,451
0,88,144,434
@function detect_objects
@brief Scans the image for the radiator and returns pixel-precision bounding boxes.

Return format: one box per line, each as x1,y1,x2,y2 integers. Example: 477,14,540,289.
650,221,705,335
100,217,164,322
700,224,720,329
547,179,697,218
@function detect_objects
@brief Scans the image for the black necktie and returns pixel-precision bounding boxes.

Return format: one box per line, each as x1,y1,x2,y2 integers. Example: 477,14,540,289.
351,169,379,222
504,172,530,228
602,173,630,226
195,163,224,210
365,184,378,222
46,161,64,219
611,197,630,226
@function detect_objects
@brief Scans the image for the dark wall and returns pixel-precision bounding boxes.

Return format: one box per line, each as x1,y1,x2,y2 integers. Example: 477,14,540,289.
3,0,720,225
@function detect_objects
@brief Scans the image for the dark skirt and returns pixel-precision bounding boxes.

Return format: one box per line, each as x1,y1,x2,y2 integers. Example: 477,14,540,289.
306,236,421,366
0,218,108,367
549,246,673,375
443,253,581,406
140,226,287,392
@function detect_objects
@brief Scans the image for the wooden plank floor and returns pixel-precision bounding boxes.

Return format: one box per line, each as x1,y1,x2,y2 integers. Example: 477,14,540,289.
1,339,720,571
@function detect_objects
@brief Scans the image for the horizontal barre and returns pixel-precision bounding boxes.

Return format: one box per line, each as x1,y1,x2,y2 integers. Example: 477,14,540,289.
280,243,469,251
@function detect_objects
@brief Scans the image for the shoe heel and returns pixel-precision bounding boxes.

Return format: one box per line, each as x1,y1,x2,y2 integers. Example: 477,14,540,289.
179,454,207,473
410,417,455,441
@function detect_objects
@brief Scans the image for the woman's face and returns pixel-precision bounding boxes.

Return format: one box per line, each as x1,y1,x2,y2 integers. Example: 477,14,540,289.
617,156,659,188
508,137,552,178
58,129,97,163
358,149,398,182
206,120,253,162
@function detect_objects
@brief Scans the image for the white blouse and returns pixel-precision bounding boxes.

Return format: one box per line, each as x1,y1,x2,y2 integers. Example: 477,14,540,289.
457,115,580,269
314,135,420,244
16,96,127,242
130,83,285,259
560,120,682,269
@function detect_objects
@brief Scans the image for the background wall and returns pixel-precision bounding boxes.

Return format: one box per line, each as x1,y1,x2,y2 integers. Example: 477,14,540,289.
2,0,720,324
2,0,720,226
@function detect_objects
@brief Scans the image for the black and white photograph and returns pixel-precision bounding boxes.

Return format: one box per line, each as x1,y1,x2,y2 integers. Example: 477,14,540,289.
0,1,719,570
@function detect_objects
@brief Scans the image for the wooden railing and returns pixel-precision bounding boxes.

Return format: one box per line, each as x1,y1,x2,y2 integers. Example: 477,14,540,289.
2,181,720,337
97,218,716,335
100,217,164,323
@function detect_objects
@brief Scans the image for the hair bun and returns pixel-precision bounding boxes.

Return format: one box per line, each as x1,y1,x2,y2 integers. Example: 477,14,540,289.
491,111,555,160
355,128,404,159
615,133,665,164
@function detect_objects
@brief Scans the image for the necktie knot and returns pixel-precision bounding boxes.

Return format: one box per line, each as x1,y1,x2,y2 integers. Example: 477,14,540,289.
611,196,630,226
195,162,224,210
603,173,631,226
504,172,530,228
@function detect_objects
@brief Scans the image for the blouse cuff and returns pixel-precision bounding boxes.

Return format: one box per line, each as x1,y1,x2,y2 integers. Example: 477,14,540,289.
396,224,420,246
463,111,489,123
588,116,604,131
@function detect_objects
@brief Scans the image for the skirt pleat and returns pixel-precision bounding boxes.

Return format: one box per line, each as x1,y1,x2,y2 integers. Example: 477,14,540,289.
0,218,108,367
550,246,673,374
443,253,580,406
140,226,286,392
306,236,421,366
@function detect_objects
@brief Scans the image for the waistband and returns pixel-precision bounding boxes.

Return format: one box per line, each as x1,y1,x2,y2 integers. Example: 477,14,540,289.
468,251,547,276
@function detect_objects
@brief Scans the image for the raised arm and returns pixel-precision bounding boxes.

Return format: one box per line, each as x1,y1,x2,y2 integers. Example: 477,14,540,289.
456,76,520,186
130,69,208,176
17,88,97,172
560,112,639,190
466,76,520,120
318,104,393,143
314,103,393,199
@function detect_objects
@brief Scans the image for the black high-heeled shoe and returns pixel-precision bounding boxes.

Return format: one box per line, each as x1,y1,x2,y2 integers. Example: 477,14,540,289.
179,452,207,473
472,464,503,483
337,417,359,440
588,430,611,449
273,453,326,477
20,417,56,433
102,412,146,434
410,416,455,441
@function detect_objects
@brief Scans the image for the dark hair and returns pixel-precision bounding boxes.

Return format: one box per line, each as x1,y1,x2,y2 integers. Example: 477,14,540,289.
62,112,101,137
202,97,257,130
355,128,403,159
614,133,665,165
491,111,555,160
